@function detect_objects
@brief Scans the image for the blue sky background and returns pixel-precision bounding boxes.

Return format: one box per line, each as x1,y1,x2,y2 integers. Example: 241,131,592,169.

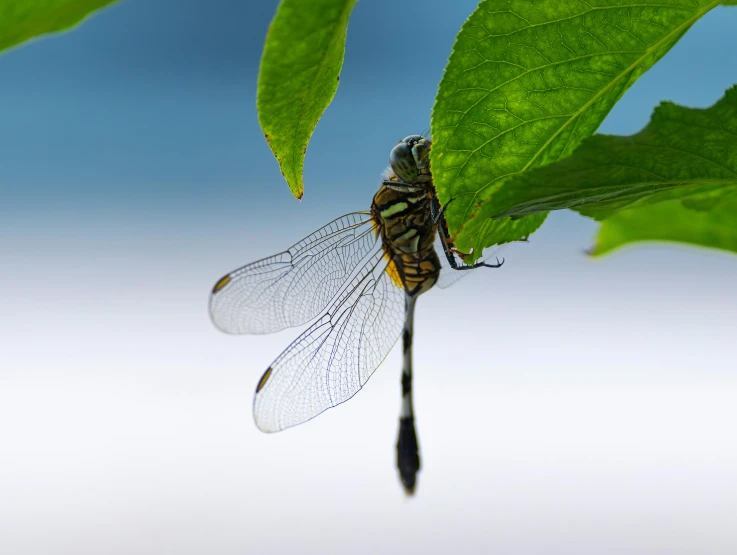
2,1,737,554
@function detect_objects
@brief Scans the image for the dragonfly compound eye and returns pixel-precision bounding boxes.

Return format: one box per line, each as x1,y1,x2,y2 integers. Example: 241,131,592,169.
411,137,431,171
390,142,419,183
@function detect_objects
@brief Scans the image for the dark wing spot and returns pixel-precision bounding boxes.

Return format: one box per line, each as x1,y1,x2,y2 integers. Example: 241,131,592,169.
256,367,273,393
212,275,231,294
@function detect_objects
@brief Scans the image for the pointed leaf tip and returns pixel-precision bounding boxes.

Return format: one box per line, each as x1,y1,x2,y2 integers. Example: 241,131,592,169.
257,0,358,199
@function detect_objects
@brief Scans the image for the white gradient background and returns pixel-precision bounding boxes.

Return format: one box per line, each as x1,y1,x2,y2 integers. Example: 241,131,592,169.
1,1,736,554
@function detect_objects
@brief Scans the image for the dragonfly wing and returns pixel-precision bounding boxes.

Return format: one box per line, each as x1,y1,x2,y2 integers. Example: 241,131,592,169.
209,212,378,334
253,249,406,432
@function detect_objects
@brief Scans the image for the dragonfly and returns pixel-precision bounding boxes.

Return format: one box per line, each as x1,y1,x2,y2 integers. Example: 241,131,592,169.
209,135,502,495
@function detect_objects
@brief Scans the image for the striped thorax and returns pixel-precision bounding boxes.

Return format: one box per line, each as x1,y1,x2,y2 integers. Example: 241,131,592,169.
371,135,440,298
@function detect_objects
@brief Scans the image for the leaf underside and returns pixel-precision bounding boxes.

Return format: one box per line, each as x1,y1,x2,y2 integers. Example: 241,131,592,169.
489,86,737,219
488,85,737,256
431,0,724,262
592,192,737,256
257,0,358,199
0,0,119,54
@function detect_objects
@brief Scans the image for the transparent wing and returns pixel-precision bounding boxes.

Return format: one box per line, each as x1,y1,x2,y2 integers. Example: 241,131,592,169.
209,212,378,334
253,249,406,432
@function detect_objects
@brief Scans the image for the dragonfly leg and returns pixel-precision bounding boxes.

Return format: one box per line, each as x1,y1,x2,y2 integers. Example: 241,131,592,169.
441,239,505,271
431,197,455,225
463,256,504,269
433,197,505,271
432,198,463,270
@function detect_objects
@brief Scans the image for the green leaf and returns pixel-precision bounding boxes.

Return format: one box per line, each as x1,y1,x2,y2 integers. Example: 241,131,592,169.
431,0,724,261
452,211,547,260
486,86,737,220
591,192,737,256
257,0,358,199
0,0,118,54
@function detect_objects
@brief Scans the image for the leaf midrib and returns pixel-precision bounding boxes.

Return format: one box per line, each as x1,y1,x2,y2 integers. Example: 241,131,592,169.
286,1,355,195
455,0,721,230
478,3,693,39
496,178,737,217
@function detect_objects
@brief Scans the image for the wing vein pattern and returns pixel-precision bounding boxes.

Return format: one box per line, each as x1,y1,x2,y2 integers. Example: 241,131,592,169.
254,249,406,432
209,212,377,334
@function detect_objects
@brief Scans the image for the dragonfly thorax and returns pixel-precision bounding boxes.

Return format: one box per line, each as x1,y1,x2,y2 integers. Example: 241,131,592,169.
374,136,440,298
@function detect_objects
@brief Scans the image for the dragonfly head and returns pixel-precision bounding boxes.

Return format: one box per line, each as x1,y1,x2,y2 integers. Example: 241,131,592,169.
389,135,432,182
